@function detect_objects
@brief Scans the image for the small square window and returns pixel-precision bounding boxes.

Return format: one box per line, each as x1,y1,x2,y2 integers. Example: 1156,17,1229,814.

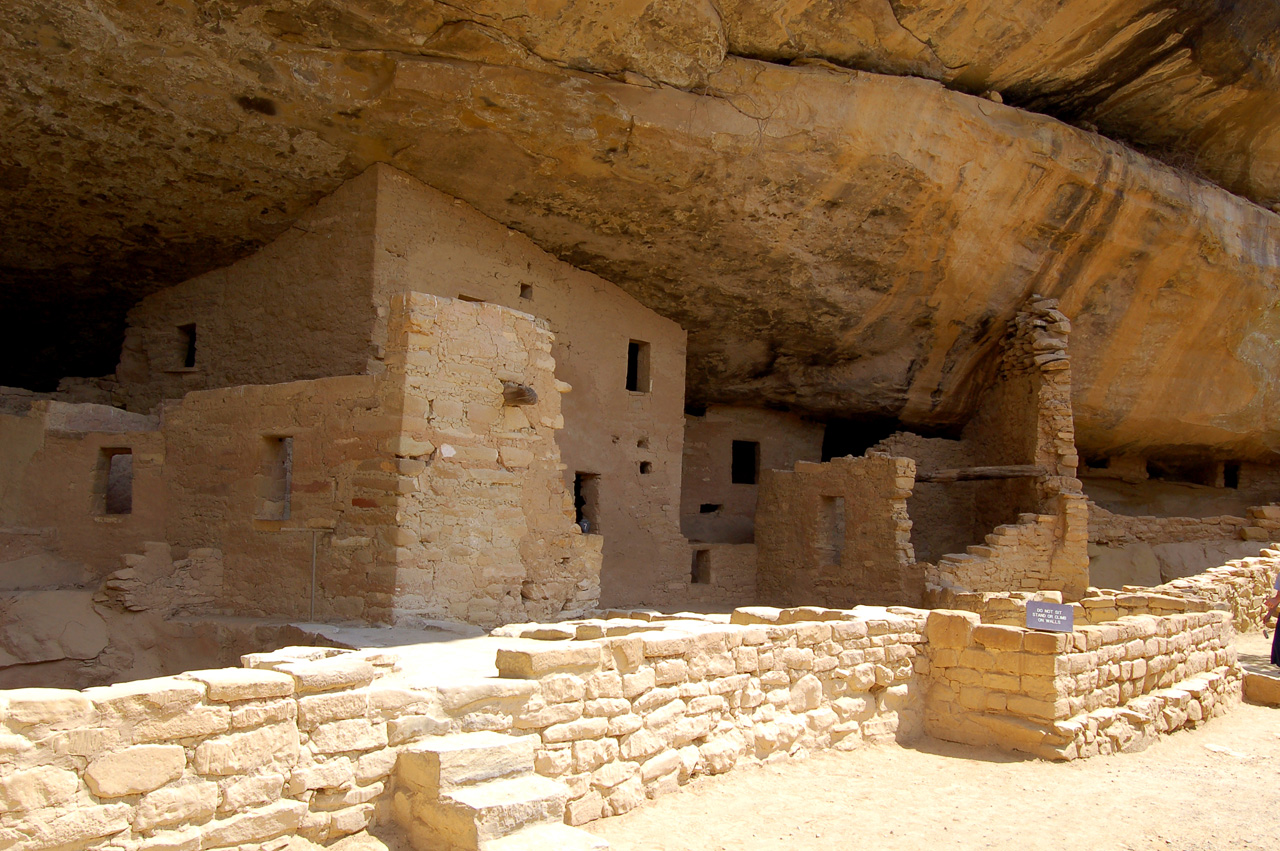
731,440,760,485
639,461,652,475
519,284,533,300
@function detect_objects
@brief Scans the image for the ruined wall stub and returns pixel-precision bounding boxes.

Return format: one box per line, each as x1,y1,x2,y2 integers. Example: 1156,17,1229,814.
754,454,922,608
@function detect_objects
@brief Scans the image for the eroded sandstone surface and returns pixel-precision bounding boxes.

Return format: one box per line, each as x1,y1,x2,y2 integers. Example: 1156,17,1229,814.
3,1,1280,459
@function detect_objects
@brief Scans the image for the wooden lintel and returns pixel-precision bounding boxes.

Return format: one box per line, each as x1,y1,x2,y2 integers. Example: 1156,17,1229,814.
915,464,1049,483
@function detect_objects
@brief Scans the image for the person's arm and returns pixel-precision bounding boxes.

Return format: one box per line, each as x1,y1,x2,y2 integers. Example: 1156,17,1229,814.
1264,590,1280,623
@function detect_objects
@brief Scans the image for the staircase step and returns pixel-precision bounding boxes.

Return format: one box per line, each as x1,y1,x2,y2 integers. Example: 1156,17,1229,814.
417,775,569,849
398,732,538,795
481,823,610,851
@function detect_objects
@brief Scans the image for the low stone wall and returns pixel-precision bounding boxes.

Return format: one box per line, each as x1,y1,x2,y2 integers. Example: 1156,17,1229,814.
491,607,927,823
1088,503,1251,545
0,650,419,850
0,595,1252,849
924,609,1239,760
1151,551,1280,632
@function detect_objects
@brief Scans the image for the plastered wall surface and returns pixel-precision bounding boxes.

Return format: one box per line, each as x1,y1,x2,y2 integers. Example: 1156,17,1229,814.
114,177,382,413
680,406,824,545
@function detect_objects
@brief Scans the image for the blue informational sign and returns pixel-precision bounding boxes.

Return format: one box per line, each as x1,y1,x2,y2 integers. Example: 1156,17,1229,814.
1025,601,1074,633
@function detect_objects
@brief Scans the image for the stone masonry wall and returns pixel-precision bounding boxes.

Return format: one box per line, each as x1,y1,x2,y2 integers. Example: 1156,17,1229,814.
379,292,601,626
924,608,1239,760
754,455,921,608
0,595,1251,848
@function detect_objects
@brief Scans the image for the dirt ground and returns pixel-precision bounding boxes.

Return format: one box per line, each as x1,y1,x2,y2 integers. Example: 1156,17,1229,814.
587,633,1280,851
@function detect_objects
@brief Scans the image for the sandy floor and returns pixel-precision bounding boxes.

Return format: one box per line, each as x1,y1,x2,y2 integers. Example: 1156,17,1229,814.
588,634,1280,851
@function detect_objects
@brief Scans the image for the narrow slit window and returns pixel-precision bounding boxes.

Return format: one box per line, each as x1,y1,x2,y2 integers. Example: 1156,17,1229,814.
256,436,293,520
574,472,600,534
817,496,846,566
691,549,712,585
731,440,760,485
626,340,650,393
98,449,133,515
178,323,197,368
699,503,721,514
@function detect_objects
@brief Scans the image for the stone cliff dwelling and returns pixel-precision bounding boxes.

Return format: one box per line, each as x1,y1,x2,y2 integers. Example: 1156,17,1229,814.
3,2,1280,849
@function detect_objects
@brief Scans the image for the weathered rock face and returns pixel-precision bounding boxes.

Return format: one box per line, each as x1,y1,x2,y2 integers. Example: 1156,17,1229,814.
2,1,1279,460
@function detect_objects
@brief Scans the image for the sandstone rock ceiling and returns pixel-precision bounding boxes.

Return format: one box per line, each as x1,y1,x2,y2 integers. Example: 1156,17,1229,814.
2,1,1280,458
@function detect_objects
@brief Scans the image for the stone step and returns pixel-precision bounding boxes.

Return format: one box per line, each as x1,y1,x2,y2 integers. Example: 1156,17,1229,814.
421,775,569,849
1244,672,1280,706
481,823,610,851
398,732,538,796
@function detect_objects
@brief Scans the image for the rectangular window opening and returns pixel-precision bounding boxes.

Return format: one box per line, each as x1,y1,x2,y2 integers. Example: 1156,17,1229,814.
1224,462,1240,489
691,549,712,585
256,436,294,521
178,323,197,368
817,496,846,566
699,503,722,514
639,461,653,475
98,449,134,515
519,284,533,300
731,440,760,485
574,472,600,534
626,340,651,393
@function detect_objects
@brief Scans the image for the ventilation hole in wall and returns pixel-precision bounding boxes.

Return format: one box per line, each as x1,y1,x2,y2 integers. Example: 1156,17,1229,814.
178,323,197,368
639,461,652,475
731,440,760,485
519,284,533,300
575,472,600,533
684,404,707,418
626,340,651,392
637,437,649,449
457,294,485,303
99,449,133,515
691,549,712,585
817,495,846,566
699,503,722,514
1224,462,1240,489
256,436,293,520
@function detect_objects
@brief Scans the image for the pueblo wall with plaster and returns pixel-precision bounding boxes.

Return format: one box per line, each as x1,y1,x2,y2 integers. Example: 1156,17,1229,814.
1,295,599,640
112,165,688,610
680,406,824,546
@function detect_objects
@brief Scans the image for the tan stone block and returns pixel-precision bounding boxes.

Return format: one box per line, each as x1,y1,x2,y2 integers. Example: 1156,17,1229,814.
565,790,604,825
198,800,308,847
298,691,370,728
86,744,186,797
135,780,219,832
136,704,232,742
24,803,132,848
925,611,980,649
1023,631,1070,654
310,719,388,754
0,765,80,812
5,688,94,727
543,717,610,743
232,698,297,730
136,827,203,851
496,643,605,678
86,678,205,718
274,657,376,695
188,668,296,702
973,624,1024,652
194,723,300,775
221,771,286,811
